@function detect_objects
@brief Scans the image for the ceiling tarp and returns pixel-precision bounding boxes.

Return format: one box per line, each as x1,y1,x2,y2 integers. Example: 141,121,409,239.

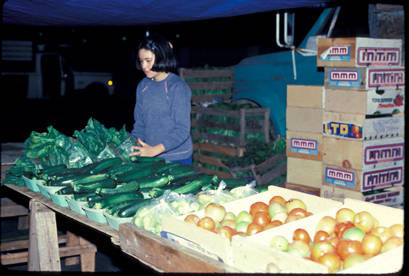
3,0,335,26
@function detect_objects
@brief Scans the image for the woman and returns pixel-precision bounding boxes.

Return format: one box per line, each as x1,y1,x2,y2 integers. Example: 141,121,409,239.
129,33,193,165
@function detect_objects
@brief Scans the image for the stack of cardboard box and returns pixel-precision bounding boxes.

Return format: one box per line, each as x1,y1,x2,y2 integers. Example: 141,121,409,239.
317,37,404,206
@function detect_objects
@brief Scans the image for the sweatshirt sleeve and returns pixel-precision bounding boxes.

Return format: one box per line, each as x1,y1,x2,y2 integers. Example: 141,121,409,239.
131,82,146,141
161,80,191,152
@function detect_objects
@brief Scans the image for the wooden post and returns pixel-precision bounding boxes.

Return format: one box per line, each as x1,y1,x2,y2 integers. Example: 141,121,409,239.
28,199,61,271
65,231,80,266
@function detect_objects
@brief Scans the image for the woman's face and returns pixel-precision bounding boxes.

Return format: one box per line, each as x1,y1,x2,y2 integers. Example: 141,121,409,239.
138,48,158,79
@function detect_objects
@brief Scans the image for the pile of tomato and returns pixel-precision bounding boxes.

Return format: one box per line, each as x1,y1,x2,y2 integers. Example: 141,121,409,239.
276,207,404,272
184,195,312,241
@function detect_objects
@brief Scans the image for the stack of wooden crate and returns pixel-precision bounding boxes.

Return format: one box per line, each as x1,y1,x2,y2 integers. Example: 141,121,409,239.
180,67,271,179
317,37,405,206
285,85,324,196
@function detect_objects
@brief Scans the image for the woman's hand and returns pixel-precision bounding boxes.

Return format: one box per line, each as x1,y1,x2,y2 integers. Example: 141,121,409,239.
129,138,165,157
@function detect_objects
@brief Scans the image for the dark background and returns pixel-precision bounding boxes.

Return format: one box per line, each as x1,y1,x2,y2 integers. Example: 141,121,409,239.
1,2,373,143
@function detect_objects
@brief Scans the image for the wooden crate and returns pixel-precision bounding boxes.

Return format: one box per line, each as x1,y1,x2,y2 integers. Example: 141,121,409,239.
287,85,324,109
229,154,287,186
193,143,244,178
192,106,270,147
179,68,234,105
285,182,321,197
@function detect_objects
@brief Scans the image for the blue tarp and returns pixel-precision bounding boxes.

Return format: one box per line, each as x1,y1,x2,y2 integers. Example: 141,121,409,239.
3,0,334,26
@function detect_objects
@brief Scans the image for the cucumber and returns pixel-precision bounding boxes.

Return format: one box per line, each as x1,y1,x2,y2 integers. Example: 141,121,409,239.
107,163,138,177
55,186,74,195
64,173,108,186
89,157,123,174
97,180,139,196
73,178,117,193
138,175,173,189
105,199,144,216
172,175,215,194
93,192,144,209
114,168,154,182
117,198,153,218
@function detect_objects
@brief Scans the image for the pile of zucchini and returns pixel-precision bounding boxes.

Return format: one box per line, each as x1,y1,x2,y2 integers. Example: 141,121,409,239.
40,156,242,219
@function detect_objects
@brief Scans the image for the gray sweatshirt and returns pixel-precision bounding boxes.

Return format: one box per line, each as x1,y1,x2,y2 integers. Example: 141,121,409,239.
131,73,193,161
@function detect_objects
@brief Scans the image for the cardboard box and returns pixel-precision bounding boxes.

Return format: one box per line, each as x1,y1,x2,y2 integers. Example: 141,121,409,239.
287,85,324,108
322,162,404,192
324,67,405,90
323,136,404,170
231,198,404,273
286,106,322,133
325,87,405,116
286,130,323,160
323,111,404,140
160,186,342,265
287,157,322,188
317,37,403,67
320,185,404,207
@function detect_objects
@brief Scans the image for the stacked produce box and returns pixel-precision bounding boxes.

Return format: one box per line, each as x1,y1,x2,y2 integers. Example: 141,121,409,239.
317,37,404,206
285,85,324,196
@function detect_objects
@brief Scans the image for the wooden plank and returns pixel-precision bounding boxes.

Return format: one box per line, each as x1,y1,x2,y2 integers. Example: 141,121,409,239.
257,162,287,186
0,198,29,217
179,68,234,79
4,184,119,240
119,223,238,273
188,81,234,90
197,143,243,157
194,167,233,179
1,235,67,252
28,199,61,271
191,94,232,104
197,155,228,169
285,182,321,196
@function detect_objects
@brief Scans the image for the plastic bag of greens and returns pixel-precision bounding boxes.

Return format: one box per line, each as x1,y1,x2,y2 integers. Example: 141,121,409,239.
228,180,258,199
68,142,93,168
115,135,139,161
166,192,202,215
95,143,119,161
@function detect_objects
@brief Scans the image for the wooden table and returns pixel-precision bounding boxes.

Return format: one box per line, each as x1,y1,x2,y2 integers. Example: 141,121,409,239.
3,184,238,272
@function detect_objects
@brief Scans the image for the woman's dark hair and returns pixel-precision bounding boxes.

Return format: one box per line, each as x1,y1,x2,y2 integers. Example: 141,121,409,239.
136,33,177,73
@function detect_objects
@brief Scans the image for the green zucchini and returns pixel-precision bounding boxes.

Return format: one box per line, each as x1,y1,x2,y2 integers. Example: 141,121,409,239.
172,175,215,194
154,162,182,174
106,163,138,177
73,178,117,193
117,198,153,218
40,164,67,176
138,175,173,189
89,157,123,174
64,173,108,186
170,172,207,186
93,192,143,209
134,156,164,163
97,180,139,196
105,199,144,216
55,186,74,195
74,192,101,202
114,168,154,182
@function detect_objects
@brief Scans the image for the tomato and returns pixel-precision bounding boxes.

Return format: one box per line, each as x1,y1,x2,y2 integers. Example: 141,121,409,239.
389,224,404,238
263,220,283,230
336,239,363,261
315,216,337,236
311,241,335,261
288,207,308,217
313,230,330,243
370,226,393,243
353,211,375,233
335,208,355,223
362,234,382,256
293,228,311,244
268,195,286,206
327,236,340,248
216,226,235,241
249,201,269,217
197,216,215,231
253,211,271,227
334,221,354,238
381,236,403,253
184,214,200,225
318,252,341,273
246,222,263,235
285,214,304,223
